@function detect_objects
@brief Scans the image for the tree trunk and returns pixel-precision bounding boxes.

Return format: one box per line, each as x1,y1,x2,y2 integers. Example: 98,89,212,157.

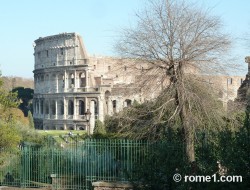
175,72,195,163
179,100,195,163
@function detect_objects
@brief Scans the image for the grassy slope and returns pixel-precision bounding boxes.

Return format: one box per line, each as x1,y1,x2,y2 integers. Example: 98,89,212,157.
37,130,86,136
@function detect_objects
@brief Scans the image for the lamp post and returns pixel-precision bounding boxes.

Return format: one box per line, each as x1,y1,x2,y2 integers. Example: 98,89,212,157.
85,109,91,135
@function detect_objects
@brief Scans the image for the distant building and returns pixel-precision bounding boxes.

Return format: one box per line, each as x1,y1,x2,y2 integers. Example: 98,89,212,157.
32,33,244,132
235,56,250,104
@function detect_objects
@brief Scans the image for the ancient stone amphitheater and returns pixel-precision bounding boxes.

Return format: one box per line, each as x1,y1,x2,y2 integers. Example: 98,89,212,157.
32,32,144,133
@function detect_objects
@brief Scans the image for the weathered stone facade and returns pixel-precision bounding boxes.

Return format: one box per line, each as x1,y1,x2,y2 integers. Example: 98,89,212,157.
33,32,244,132
33,33,142,132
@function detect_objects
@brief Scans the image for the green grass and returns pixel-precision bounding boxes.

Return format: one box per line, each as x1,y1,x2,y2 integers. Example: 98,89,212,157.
36,130,86,137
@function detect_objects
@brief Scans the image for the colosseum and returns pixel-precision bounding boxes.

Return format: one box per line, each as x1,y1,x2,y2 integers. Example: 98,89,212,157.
33,32,245,133
32,32,147,133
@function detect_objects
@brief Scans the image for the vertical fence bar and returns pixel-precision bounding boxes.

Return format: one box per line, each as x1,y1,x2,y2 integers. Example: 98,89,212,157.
0,138,175,190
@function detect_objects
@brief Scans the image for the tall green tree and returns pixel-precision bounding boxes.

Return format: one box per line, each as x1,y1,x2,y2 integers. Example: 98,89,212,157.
0,75,19,123
0,73,21,149
12,87,34,116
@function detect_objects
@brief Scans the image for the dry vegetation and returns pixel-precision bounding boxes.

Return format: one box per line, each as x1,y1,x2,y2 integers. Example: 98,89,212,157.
2,76,33,91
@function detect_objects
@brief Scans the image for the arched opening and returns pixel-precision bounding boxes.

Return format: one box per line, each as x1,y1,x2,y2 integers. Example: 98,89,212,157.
112,100,117,113
79,126,85,130
104,90,111,114
40,100,44,114
58,74,64,90
124,99,132,107
41,75,44,82
105,91,111,114
45,74,49,85
218,90,223,99
70,74,75,88
79,72,86,87
45,101,49,114
51,100,56,115
68,100,74,115
59,126,64,130
79,100,85,115
51,74,57,92
68,126,74,130
91,100,98,115
35,100,38,114
50,125,56,130
59,100,64,115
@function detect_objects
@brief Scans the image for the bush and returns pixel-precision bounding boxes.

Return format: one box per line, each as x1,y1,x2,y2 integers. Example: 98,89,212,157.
93,120,106,135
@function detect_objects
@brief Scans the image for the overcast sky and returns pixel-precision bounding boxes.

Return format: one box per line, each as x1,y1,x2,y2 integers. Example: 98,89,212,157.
0,0,249,78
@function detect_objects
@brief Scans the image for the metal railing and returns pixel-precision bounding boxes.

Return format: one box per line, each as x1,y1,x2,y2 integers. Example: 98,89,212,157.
0,138,163,190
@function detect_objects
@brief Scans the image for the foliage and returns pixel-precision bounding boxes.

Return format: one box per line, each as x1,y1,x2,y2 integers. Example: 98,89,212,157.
129,125,250,189
0,73,43,149
0,91,19,110
93,119,107,137
17,126,44,145
106,78,225,141
27,111,34,129
0,123,21,149
12,87,34,116
0,77,19,124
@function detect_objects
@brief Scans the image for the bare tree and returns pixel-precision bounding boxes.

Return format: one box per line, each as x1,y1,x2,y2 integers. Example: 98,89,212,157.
115,0,231,162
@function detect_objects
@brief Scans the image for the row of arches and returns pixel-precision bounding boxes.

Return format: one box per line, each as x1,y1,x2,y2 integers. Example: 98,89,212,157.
34,71,88,93
42,124,86,130
104,90,132,114
33,99,97,117
111,99,131,113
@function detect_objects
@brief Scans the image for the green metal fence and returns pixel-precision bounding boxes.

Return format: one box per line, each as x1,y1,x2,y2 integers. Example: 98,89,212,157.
0,138,154,190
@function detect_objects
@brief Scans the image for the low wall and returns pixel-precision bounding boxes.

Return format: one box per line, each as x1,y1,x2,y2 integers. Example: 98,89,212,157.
0,187,51,190
92,181,133,190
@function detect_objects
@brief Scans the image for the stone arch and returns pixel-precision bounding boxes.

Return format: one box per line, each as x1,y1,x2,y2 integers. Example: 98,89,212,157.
41,74,44,82
124,99,132,107
68,125,74,130
51,74,57,92
79,72,86,87
40,99,44,114
58,100,64,115
59,126,64,130
105,91,111,99
45,100,49,114
51,125,56,130
58,74,64,91
79,100,85,115
45,74,49,82
68,100,74,115
34,99,38,114
78,125,85,130
69,73,75,88
45,74,50,91
112,100,117,113
51,100,56,115
37,100,40,114
105,91,111,114
34,75,38,84
79,126,85,130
